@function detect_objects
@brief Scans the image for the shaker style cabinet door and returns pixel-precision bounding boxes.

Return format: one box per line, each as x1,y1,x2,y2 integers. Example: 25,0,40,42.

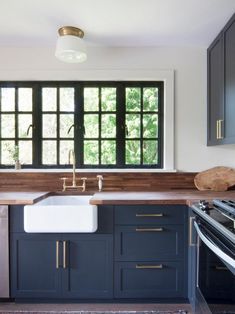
61,234,113,299
10,233,61,299
207,33,224,145
223,16,235,143
207,13,235,145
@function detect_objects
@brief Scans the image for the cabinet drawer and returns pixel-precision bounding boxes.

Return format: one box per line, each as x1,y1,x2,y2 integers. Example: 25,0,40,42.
115,205,186,225
115,225,184,261
114,261,185,298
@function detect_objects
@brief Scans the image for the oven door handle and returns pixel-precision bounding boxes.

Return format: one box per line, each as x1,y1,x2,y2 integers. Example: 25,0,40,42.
194,221,235,271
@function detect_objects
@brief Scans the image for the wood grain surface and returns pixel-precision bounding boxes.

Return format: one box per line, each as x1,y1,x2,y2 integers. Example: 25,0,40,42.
194,166,235,191
0,172,197,192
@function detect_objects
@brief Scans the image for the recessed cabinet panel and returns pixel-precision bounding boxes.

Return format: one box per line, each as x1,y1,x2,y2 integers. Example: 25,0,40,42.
207,34,224,145
115,225,184,261
224,18,235,142
62,235,113,298
115,205,185,225
114,261,185,298
207,13,235,145
10,233,61,298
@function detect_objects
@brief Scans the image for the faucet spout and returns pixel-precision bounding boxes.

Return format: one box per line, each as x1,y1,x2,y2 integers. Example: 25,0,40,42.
68,149,76,187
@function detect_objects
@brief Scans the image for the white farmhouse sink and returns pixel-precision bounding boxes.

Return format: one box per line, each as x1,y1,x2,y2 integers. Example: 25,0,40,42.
24,195,97,233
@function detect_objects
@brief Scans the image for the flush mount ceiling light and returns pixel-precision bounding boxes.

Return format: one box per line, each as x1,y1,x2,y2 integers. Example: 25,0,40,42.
55,26,87,63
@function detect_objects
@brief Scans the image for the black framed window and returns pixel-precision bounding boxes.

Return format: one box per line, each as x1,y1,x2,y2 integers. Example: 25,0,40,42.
0,81,163,169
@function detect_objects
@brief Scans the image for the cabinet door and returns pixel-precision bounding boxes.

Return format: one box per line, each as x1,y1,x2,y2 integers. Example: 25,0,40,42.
62,234,113,299
10,233,61,299
115,225,184,261
224,16,235,143
207,33,224,145
114,261,186,298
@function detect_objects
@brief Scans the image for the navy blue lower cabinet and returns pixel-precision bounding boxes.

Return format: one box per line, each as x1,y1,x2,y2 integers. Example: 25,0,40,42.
115,225,184,261
10,233,61,299
114,261,185,298
11,233,113,299
61,234,113,299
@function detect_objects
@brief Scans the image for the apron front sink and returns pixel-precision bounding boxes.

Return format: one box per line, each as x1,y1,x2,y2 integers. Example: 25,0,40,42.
24,195,97,233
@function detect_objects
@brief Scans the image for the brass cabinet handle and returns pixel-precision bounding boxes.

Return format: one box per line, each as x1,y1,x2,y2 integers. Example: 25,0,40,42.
189,216,196,246
136,213,163,217
63,241,67,269
136,264,163,269
216,119,224,139
56,241,60,269
136,227,163,232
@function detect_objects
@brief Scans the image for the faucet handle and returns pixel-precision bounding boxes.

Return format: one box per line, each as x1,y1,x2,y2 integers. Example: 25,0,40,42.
80,177,87,192
97,175,103,192
60,177,68,192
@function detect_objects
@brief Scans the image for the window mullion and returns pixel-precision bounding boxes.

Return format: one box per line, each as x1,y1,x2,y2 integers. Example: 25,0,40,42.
116,83,125,167
75,83,83,167
32,84,41,167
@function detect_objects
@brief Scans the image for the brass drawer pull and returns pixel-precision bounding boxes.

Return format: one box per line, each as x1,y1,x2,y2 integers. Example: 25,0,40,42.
136,213,163,217
136,227,163,232
63,241,67,269
56,241,60,269
136,264,163,269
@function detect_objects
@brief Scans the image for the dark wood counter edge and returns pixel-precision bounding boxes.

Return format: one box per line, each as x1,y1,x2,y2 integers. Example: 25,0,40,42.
0,192,50,205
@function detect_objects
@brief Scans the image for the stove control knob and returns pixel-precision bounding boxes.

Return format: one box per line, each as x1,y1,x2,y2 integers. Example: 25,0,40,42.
199,200,209,211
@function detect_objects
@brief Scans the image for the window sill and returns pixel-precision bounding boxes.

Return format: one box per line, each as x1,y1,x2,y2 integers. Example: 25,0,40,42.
0,168,177,173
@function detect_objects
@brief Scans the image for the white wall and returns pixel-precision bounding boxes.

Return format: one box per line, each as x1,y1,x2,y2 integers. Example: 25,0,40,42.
0,45,235,172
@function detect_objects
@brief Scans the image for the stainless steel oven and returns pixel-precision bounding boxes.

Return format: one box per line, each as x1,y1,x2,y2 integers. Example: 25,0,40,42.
192,200,235,314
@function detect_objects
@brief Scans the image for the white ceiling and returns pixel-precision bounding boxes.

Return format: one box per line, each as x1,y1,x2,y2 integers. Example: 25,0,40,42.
1,0,235,48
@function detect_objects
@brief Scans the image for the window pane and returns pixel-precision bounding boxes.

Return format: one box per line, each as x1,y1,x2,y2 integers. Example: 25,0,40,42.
125,140,140,164
143,140,158,164
101,140,116,164
43,114,57,138
60,114,74,138
1,88,15,111
101,88,116,111
126,88,141,111
18,114,32,138
42,88,57,111
1,140,15,164
84,88,99,111
42,141,57,164
143,88,158,111
143,114,158,138
60,88,74,111
19,141,32,164
1,114,15,138
84,114,98,138
18,88,32,111
84,140,98,164
60,140,74,164
101,114,116,138
126,114,140,138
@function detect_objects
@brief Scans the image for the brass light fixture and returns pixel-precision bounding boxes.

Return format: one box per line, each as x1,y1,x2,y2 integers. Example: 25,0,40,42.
55,26,87,63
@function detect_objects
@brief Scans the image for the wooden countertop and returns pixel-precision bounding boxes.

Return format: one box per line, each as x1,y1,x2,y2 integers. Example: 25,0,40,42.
0,192,50,205
90,190,235,205
1,190,235,206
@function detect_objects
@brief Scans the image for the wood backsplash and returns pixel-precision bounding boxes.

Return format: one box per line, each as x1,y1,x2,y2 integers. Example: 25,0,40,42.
0,172,197,192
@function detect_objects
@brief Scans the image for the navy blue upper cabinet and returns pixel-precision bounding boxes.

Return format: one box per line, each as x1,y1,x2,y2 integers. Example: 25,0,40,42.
208,13,235,145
